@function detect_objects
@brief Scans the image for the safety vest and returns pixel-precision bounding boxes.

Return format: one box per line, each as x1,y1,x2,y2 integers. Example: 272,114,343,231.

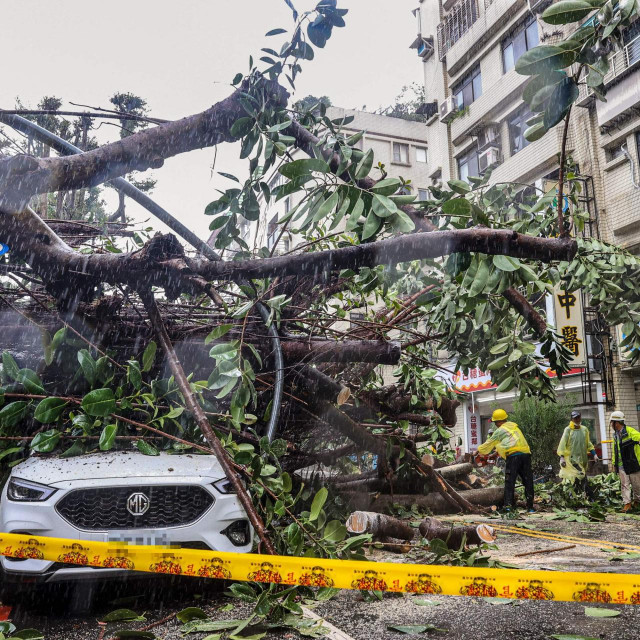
477,421,531,460
613,426,640,475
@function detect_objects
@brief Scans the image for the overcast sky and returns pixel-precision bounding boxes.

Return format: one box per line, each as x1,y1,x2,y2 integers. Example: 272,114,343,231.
0,0,421,240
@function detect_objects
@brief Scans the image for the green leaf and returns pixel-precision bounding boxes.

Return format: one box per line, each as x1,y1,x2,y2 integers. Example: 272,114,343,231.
544,77,579,129
33,397,68,423
323,520,347,542
515,45,577,75
60,441,85,458
82,388,117,417
312,191,340,223
0,401,28,427
265,27,287,36
413,599,440,606
12,631,45,640
390,210,416,233
448,179,471,194
230,117,254,138
0,447,22,461
127,360,142,390
541,0,594,24
15,369,44,394
204,324,233,344
442,198,472,215
386,624,444,634
372,194,398,218
77,349,97,386
209,343,237,359
232,73,243,86
361,210,382,240
370,178,402,196
309,487,328,521
354,148,374,180
2,352,19,381
31,429,61,453
468,260,490,297
524,122,548,142
142,341,157,372
101,609,144,623
99,424,117,451
176,607,208,623
136,440,160,456
493,255,521,271
584,607,621,618
279,158,329,180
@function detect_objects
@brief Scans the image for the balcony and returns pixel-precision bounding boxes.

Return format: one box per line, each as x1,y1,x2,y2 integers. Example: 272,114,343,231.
441,0,526,75
437,0,479,61
577,34,640,128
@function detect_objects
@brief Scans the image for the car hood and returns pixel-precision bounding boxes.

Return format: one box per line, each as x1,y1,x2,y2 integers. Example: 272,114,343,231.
12,452,226,485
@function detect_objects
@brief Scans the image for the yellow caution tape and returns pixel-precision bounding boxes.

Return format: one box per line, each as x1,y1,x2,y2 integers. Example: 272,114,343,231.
1,532,640,604
472,523,640,553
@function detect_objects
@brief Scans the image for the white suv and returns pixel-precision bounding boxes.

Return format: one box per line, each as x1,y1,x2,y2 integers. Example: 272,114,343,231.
0,451,253,584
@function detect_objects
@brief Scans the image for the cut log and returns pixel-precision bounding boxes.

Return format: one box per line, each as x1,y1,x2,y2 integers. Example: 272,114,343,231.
342,486,504,514
346,511,415,542
419,516,495,548
296,365,351,405
433,462,473,480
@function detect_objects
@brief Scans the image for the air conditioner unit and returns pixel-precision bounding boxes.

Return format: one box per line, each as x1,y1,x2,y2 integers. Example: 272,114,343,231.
478,146,500,173
477,124,500,150
439,96,458,123
528,0,552,13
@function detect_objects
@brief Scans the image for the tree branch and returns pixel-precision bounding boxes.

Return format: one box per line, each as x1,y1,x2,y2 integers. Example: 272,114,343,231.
0,80,289,209
502,288,547,336
139,289,275,554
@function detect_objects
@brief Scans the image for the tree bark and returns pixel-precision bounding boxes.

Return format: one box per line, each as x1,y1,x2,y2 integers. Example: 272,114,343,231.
418,517,496,548
295,366,351,406
281,339,400,365
502,287,547,336
434,462,473,480
0,81,290,208
346,511,415,541
139,289,275,554
342,486,504,514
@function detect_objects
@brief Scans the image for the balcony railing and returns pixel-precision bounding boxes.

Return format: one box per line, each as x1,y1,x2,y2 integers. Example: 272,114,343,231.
436,0,479,61
579,34,640,101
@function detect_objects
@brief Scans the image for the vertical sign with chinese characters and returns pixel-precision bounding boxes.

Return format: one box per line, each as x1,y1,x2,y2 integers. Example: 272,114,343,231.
553,286,587,367
466,402,482,453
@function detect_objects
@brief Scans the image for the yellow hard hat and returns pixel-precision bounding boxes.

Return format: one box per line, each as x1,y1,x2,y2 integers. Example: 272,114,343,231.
491,409,508,422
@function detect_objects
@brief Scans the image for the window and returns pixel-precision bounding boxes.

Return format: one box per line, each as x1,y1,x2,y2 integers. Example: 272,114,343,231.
350,312,365,323
284,197,291,214
508,107,535,155
452,65,482,110
607,141,626,161
418,188,429,200
416,147,428,163
624,18,640,65
502,17,539,73
267,214,278,250
393,142,409,164
457,147,480,182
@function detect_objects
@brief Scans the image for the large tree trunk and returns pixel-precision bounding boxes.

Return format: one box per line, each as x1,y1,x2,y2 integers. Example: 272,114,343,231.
419,517,495,548
342,486,504,514
346,511,415,541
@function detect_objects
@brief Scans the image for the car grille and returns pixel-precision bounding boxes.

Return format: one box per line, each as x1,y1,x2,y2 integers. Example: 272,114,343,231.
56,485,214,530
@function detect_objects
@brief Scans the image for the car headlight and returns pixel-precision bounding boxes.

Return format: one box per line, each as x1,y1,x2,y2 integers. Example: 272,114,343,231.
222,520,250,546
7,478,57,502
212,478,236,494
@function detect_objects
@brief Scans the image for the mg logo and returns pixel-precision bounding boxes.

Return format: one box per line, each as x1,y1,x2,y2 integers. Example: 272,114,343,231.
126,492,150,516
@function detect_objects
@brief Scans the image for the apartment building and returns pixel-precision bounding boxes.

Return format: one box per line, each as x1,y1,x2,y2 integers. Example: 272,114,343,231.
247,106,432,252
411,0,640,461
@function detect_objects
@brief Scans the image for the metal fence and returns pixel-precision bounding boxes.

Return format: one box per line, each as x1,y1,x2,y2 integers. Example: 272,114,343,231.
436,0,479,61
579,34,640,101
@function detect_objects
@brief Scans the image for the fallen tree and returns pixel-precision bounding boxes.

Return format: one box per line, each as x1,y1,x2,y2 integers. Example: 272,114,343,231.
0,0,639,562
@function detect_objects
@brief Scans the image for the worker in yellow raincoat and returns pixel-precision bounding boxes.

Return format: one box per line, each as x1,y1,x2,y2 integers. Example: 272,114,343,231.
557,410,598,496
477,409,534,512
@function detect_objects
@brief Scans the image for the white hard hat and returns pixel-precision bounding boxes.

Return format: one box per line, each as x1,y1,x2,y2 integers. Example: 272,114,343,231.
610,410,625,422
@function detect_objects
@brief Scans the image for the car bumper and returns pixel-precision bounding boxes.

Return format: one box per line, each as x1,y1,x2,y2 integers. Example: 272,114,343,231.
0,475,252,583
